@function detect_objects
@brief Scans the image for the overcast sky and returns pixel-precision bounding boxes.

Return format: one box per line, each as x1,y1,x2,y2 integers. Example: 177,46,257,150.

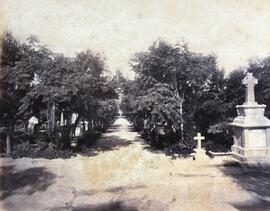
1,0,270,77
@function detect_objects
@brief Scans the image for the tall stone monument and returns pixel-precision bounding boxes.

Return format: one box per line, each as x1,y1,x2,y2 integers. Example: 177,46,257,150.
230,72,270,163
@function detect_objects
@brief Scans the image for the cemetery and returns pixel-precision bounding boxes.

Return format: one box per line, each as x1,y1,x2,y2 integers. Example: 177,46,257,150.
1,32,270,211
1,1,270,210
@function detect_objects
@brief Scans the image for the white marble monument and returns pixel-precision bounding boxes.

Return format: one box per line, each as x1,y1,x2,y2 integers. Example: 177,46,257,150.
230,72,270,163
194,132,207,159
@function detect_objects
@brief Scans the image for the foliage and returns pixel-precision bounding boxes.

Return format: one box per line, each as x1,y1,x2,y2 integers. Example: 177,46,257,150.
248,57,270,117
0,32,118,154
122,40,226,150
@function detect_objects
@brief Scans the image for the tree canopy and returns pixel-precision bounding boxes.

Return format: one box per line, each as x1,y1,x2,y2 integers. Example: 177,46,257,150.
122,40,226,146
0,32,118,153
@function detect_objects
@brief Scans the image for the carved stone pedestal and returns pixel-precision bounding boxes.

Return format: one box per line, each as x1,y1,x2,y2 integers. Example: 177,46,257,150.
231,103,270,163
230,73,270,163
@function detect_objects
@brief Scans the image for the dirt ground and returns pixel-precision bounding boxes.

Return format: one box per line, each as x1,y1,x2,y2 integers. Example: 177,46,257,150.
1,118,270,211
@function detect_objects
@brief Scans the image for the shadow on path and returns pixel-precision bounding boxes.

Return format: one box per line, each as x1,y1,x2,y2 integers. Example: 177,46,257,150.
220,162,270,210
0,165,56,199
51,200,138,211
90,135,133,152
50,198,167,211
79,120,135,157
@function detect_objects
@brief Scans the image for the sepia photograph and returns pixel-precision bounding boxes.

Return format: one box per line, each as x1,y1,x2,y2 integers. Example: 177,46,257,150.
1,0,270,210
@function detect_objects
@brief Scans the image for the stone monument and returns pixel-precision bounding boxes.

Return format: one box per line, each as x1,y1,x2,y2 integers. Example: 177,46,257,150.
230,72,270,163
28,116,39,131
194,132,207,159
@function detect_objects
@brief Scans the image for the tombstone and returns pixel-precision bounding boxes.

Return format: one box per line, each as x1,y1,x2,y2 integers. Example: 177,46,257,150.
71,113,78,124
230,73,270,163
28,116,39,134
85,121,89,131
60,112,65,126
75,125,81,137
193,132,207,160
194,132,205,150
119,109,123,117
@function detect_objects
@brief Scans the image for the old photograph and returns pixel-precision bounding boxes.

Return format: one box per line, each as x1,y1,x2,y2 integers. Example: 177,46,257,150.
1,0,270,210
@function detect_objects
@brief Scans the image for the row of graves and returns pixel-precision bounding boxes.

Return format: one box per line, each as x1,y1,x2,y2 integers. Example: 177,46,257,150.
28,113,85,135
27,112,94,150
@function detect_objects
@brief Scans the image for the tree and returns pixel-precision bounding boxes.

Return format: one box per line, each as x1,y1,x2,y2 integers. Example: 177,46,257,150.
224,69,245,117
126,40,223,147
248,57,270,117
1,33,118,153
0,32,24,154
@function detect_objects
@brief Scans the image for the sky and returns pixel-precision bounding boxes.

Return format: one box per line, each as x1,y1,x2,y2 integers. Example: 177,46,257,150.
1,0,270,78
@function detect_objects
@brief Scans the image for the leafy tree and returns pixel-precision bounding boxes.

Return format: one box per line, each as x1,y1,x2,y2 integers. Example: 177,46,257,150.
124,40,224,148
248,57,270,117
224,69,245,117
0,32,25,154
1,33,118,154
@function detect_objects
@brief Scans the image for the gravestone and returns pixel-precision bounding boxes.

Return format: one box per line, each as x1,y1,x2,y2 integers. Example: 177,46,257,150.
71,113,78,124
194,132,204,150
75,126,81,137
60,112,64,126
230,73,270,163
85,121,89,131
28,116,39,132
194,132,207,159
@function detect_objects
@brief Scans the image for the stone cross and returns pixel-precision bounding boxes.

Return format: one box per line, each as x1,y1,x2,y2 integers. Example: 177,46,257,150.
194,132,205,150
242,72,258,104
60,112,64,126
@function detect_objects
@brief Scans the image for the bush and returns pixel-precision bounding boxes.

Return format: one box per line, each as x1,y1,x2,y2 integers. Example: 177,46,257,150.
164,144,194,158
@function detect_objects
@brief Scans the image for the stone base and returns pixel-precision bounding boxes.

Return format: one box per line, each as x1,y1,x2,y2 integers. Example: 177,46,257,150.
230,102,270,164
231,145,270,163
194,149,208,160
231,104,270,128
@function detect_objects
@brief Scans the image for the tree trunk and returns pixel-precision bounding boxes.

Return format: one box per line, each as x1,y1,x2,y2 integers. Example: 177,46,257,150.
47,102,56,132
174,88,185,142
51,102,55,131
82,120,85,135
6,127,11,155
91,119,94,131
46,109,50,131
179,100,184,141
24,121,28,132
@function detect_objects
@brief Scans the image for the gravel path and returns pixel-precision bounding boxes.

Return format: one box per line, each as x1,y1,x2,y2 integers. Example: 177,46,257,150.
0,118,269,211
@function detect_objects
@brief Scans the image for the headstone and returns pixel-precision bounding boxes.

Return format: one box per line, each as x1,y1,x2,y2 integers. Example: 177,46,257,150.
193,132,207,160
75,126,81,137
71,113,78,124
60,112,64,126
194,132,205,150
230,72,270,163
28,116,39,131
119,109,123,117
85,121,89,131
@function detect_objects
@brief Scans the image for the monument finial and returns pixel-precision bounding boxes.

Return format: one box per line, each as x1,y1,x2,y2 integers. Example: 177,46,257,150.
242,72,258,104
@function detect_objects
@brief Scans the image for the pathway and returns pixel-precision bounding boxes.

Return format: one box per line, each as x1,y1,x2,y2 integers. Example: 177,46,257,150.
0,118,269,210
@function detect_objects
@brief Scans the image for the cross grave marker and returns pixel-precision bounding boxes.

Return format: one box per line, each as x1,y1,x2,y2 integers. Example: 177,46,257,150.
242,72,258,104
194,132,205,150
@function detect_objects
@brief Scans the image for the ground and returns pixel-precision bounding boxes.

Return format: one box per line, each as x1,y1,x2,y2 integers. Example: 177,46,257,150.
1,118,270,211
